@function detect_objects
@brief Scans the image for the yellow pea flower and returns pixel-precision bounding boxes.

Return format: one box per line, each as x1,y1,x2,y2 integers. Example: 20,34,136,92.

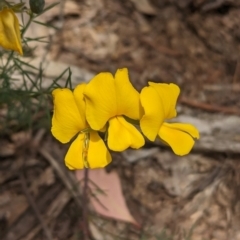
51,83,111,169
83,68,145,151
0,8,23,55
140,82,199,156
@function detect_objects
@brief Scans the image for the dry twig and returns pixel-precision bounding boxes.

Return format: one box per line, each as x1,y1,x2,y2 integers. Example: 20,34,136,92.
18,172,53,240
82,168,90,240
38,147,82,208
22,189,71,240
180,97,240,115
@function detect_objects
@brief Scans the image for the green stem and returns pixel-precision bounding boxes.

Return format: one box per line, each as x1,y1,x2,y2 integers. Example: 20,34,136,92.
21,12,34,38
1,51,14,75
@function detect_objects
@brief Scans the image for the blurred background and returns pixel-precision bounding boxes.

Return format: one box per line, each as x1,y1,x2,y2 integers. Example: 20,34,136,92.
1,0,240,239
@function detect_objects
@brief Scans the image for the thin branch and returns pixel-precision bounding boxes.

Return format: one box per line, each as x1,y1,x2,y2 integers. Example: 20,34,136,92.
38,147,82,208
19,172,53,240
180,97,240,115
82,168,90,240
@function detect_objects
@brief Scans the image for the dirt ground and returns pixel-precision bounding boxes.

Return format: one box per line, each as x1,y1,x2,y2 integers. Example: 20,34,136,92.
1,0,240,239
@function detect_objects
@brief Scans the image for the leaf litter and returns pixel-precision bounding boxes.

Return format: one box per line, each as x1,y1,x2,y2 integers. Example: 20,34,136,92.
2,0,240,239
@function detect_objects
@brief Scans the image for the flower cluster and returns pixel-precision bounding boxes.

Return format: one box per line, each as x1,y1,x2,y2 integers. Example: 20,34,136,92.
0,7,22,55
51,68,199,170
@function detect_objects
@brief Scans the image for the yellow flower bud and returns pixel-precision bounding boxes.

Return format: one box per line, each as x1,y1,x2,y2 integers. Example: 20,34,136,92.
0,8,23,55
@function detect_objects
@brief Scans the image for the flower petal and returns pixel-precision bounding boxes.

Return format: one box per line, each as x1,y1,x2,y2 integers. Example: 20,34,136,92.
65,132,112,170
140,86,164,141
84,72,117,130
88,131,112,168
108,116,145,151
158,122,198,156
115,68,141,119
65,134,84,170
0,9,22,55
149,82,180,119
51,88,84,143
163,122,200,139
73,83,88,128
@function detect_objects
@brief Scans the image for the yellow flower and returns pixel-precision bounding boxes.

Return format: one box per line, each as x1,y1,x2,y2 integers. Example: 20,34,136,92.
51,83,111,169
140,82,199,156
83,68,145,151
0,8,23,55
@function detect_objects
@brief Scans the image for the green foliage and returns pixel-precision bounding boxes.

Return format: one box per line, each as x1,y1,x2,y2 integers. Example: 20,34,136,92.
0,0,66,135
